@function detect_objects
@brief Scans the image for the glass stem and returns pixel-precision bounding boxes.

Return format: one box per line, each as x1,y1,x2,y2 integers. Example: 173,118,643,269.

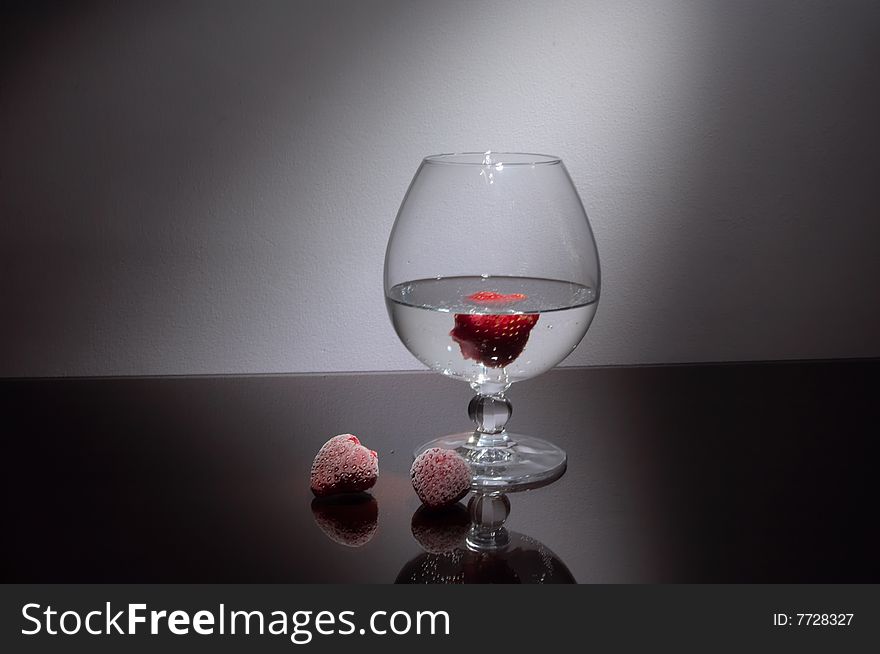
466,492,511,551
466,392,514,454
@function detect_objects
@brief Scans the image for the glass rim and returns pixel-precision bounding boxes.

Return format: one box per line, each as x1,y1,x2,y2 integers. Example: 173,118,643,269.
423,152,562,166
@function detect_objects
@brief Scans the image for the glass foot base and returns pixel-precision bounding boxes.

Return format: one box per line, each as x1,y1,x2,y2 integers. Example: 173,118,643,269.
414,433,567,492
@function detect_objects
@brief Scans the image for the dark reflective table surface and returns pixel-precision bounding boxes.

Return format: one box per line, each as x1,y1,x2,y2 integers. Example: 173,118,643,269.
3,360,878,583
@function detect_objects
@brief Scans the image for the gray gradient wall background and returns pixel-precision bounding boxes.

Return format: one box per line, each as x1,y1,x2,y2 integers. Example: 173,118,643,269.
2,0,879,378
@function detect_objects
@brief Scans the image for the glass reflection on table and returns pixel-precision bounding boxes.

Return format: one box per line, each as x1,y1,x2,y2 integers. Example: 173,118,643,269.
396,497,575,584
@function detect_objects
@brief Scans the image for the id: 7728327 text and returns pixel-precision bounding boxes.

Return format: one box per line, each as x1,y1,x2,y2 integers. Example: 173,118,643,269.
773,613,853,626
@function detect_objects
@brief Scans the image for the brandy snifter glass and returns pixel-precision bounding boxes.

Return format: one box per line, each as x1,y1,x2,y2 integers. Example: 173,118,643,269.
384,152,600,491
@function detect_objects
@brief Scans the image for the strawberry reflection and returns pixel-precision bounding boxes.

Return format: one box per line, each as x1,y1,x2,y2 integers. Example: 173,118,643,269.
410,503,471,554
310,493,377,548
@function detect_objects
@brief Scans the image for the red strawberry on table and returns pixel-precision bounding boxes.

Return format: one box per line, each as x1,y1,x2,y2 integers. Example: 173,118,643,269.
310,434,378,497
451,308,539,368
411,448,472,508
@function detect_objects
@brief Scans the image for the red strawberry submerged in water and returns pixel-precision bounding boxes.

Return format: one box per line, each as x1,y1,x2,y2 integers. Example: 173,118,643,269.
465,291,528,305
451,302,539,368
